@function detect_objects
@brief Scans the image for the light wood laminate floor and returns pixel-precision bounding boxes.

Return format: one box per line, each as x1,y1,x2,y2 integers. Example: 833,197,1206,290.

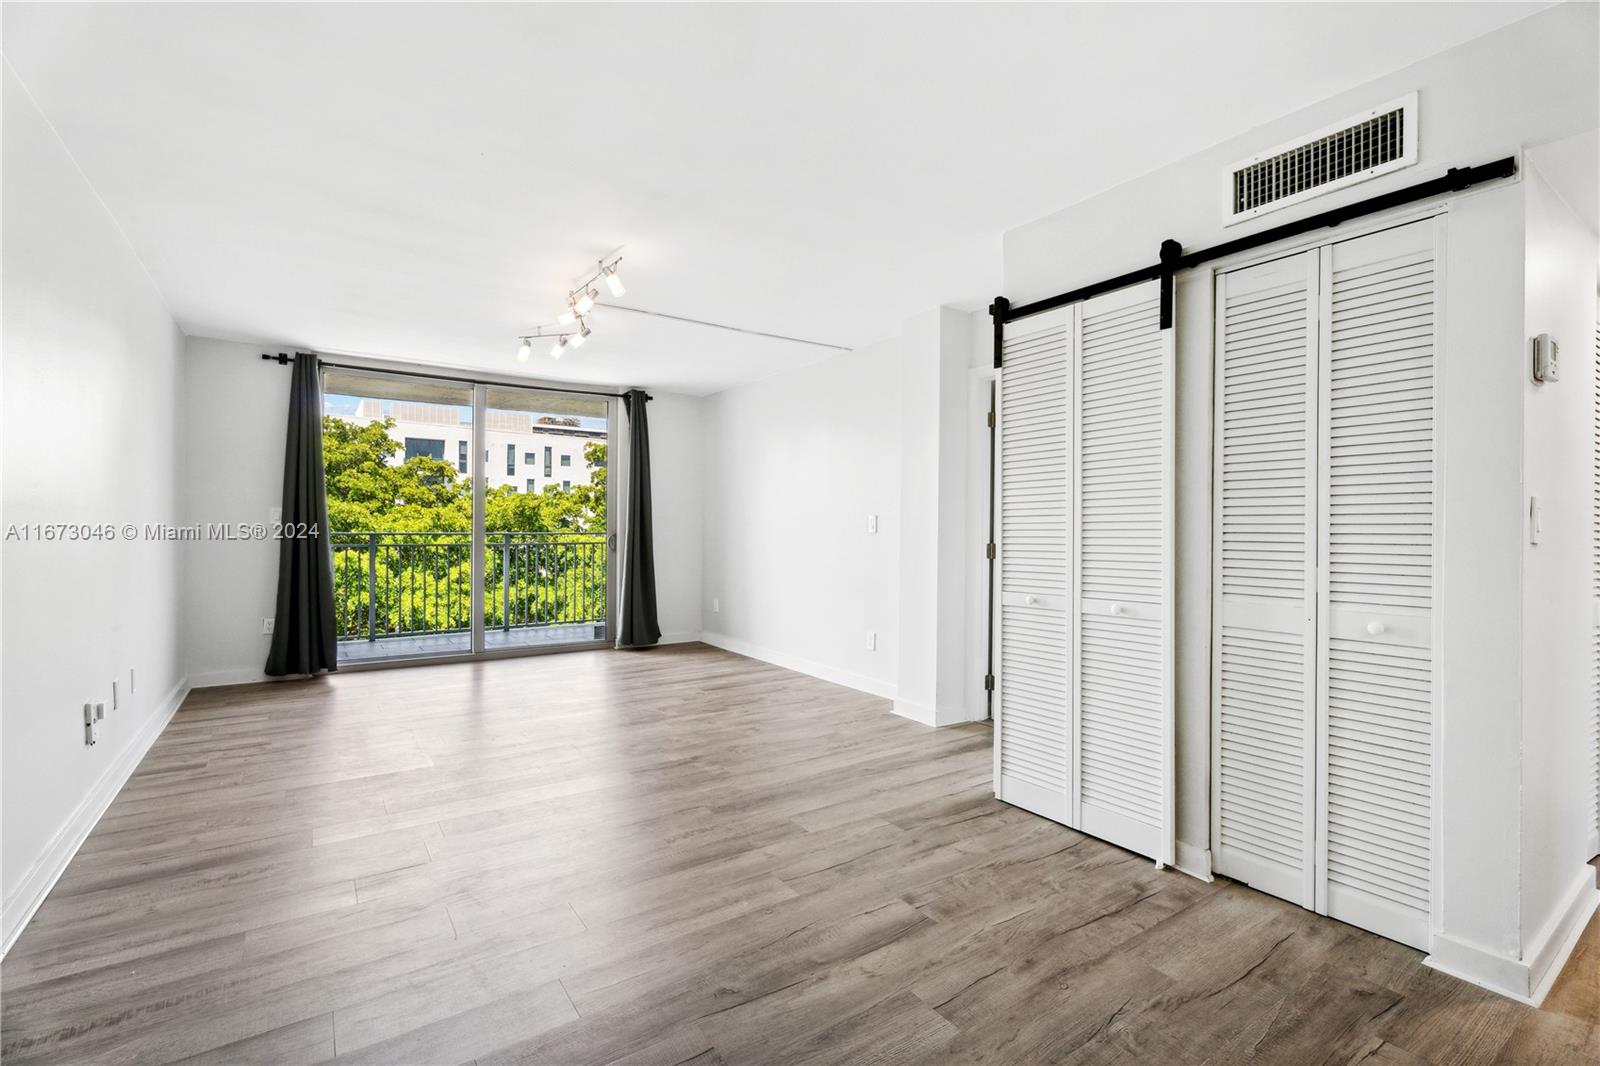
2,644,1595,1065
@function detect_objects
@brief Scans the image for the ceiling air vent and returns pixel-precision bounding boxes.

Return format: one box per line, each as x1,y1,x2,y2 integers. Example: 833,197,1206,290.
1226,93,1418,225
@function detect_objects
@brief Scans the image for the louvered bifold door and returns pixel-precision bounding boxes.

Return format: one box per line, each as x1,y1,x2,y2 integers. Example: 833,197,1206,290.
994,307,1073,824
1315,219,1439,951
1212,251,1319,908
1592,322,1599,843
1073,283,1174,864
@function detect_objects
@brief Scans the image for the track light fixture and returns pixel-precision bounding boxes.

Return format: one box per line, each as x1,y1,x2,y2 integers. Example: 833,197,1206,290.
603,264,626,297
514,252,625,361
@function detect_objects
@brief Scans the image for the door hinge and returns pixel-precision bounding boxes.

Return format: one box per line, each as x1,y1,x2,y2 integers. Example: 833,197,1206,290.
983,674,995,692
985,543,996,560
986,410,995,428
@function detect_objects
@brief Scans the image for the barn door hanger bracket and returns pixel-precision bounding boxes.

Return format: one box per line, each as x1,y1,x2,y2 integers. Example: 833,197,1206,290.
1158,239,1182,330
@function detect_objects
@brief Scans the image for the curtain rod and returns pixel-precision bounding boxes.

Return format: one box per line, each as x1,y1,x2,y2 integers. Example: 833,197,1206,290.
260,352,651,401
989,154,1518,364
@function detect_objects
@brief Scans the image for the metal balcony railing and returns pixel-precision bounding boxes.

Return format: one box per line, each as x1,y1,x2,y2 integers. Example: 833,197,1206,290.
329,530,608,642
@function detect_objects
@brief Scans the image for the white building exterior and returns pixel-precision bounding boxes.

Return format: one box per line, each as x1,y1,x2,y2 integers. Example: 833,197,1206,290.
343,398,604,494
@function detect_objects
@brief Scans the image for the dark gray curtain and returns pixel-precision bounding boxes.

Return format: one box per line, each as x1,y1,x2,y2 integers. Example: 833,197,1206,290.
265,353,338,676
617,389,661,648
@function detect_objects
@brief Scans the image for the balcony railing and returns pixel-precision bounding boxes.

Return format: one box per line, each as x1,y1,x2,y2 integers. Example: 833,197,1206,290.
330,530,608,642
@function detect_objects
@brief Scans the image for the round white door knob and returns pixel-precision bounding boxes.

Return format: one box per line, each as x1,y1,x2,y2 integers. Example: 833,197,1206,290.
1366,621,1386,636
1025,594,1038,606
1110,603,1125,616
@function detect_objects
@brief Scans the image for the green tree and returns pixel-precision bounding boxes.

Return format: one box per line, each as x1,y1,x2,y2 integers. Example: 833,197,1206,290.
323,416,608,638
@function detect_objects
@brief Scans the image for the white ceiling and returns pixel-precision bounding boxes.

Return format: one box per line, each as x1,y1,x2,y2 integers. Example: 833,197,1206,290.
3,2,1551,395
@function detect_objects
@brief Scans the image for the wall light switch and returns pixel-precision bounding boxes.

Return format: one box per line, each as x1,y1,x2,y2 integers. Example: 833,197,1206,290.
95,702,106,721
262,617,276,635
268,506,283,526
1529,495,1542,545
866,514,878,534
129,667,136,693
111,680,118,711
712,597,720,614
866,631,877,651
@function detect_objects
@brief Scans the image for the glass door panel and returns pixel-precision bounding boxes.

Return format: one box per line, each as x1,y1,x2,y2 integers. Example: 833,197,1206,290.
322,369,477,664
482,386,612,650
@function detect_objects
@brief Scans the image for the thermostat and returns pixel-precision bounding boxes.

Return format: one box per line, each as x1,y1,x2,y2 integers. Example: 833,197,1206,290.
1532,333,1559,383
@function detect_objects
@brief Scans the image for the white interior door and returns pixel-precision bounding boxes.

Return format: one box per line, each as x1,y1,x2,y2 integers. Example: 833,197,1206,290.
1211,250,1319,908
1073,282,1174,864
994,308,1073,823
1315,219,1439,951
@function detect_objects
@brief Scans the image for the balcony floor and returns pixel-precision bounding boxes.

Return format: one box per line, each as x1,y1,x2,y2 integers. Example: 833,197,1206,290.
337,622,605,663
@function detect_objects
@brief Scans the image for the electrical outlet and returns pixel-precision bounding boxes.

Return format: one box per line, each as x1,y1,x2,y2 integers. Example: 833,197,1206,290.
84,703,98,746
866,630,876,651
262,617,276,635
712,598,720,614
111,679,119,711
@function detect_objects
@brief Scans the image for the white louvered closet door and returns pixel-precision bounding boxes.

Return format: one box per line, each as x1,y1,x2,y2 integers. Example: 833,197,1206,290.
1211,251,1319,909
1316,219,1440,951
994,308,1073,824
1073,283,1174,864
1592,322,1599,844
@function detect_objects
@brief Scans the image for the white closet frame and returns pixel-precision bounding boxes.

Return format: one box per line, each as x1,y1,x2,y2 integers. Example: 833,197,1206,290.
1208,208,1448,950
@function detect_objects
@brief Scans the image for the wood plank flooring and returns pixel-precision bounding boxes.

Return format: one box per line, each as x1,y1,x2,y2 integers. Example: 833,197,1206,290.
2,643,1594,1065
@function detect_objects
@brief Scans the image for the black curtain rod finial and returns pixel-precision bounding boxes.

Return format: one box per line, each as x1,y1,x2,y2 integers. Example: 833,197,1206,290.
261,352,291,365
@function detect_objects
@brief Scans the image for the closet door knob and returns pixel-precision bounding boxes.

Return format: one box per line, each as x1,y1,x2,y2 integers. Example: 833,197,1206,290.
1366,621,1386,636
1025,594,1038,606
1110,603,1125,616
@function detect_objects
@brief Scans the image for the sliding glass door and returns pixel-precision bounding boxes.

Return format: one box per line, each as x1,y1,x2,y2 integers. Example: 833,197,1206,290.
321,368,614,666
482,385,613,652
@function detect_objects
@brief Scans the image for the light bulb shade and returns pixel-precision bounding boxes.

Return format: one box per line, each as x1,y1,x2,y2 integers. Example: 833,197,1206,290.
568,329,586,350
549,337,566,359
516,339,532,362
603,265,626,297
574,289,596,315
557,308,576,326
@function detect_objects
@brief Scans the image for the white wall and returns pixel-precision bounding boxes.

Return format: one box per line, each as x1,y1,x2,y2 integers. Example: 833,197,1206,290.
641,390,704,644
182,336,706,683
1,67,187,950
1518,149,1600,988
182,338,291,685
700,341,902,696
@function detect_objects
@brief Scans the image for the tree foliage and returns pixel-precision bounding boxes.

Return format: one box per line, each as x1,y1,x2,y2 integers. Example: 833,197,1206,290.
322,415,608,639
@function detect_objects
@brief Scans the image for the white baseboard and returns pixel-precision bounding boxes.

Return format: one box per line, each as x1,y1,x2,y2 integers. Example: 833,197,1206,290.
891,698,979,728
190,667,268,688
1175,840,1213,882
1527,866,1600,1005
700,631,896,700
657,630,702,646
1,675,190,956
1424,867,1599,1005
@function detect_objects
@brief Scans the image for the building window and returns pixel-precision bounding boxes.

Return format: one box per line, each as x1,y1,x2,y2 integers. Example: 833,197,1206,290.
544,446,553,477
457,441,467,474
524,451,537,464
404,437,445,461
560,454,572,467
562,480,571,490
506,443,515,476
526,478,536,494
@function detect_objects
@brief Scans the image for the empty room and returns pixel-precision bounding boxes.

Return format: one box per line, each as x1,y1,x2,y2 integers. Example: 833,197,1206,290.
3,2,1598,1063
